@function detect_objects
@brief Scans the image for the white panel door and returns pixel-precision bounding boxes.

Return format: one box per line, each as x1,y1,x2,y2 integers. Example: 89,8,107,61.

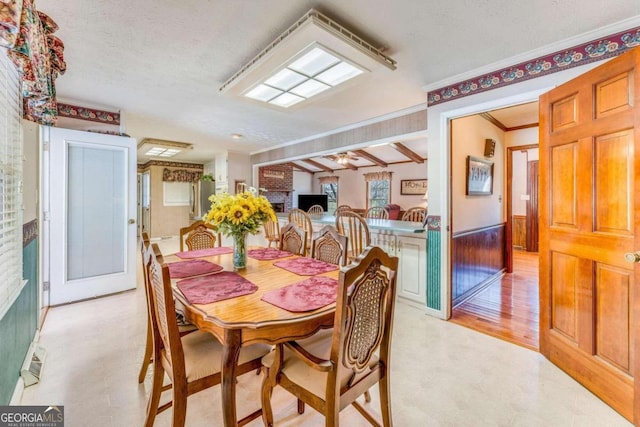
45,127,137,305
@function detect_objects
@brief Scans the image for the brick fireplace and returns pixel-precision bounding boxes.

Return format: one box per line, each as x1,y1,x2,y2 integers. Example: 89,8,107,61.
259,164,293,212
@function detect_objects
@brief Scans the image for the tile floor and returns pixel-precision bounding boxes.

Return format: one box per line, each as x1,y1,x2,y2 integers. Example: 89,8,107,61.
19,238,632,426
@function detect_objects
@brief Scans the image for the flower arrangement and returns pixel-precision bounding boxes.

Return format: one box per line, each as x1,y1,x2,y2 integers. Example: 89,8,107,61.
204,188,276,237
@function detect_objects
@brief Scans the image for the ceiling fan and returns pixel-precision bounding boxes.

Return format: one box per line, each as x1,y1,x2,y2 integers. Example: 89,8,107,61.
334,152,359,164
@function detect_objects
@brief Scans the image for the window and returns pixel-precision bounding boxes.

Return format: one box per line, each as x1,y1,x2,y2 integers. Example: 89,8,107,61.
0,51,24,317
364,172,391,208
321,182,338,213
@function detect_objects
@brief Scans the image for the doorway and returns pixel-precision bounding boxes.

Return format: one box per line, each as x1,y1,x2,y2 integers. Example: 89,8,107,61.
449,103,541,351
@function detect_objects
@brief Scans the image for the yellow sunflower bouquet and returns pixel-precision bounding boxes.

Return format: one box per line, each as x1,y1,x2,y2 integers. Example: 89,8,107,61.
204,188,276,237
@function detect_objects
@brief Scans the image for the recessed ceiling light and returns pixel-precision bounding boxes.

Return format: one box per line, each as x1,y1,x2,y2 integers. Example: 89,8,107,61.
245,84,283,102
315,62,363,86
145,147,181,157
288,47,340,76
231,133,244,139
290,79,330,98
269,92,305,108
264,69,307,90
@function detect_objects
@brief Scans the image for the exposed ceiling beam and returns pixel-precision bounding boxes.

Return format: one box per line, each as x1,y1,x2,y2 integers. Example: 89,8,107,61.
302,158,334,173
352,149,388,167
288,162,315,174
325,155,358,170
390,142,424,164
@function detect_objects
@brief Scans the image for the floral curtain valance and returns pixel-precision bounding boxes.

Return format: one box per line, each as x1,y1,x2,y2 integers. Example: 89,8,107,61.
363,171,392,182
162,168,202,182
318,175,339,184
1,0,66,126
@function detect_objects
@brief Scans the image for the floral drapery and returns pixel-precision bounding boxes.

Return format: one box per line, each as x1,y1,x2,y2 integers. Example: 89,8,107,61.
0,0,65,125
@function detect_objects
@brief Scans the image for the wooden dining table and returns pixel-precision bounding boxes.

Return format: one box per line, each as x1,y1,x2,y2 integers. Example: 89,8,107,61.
167,249,340,427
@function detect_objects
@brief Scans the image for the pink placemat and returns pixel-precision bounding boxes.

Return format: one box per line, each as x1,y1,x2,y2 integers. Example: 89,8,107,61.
177,272,258,304
175,247,233,259
273,257,339,276
261,276,338,312
167,260,223,278
248,248,293,260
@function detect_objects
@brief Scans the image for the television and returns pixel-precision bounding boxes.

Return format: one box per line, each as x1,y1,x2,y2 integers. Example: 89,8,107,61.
297,194,328,213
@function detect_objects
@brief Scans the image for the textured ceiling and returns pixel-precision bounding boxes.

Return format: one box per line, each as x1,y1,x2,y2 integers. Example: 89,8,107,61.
38,0,640,162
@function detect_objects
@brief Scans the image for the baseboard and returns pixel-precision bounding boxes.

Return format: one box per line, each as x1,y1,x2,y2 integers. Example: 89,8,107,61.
452,270,506,308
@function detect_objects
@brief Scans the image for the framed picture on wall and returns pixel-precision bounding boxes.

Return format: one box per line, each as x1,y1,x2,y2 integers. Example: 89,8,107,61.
400,179,427,195
466,156,494,196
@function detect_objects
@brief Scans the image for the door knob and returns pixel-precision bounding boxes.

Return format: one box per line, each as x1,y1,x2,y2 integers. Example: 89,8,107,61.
624,252,640,263
128,219,135,224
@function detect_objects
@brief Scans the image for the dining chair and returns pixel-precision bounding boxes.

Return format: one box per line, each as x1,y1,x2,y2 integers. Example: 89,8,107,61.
279,222,307,256
307,204,324,215
179,220,221,252
263,219,281,248
144,243,270,427
365,206,389,220
137,233,197,384
261,246,399,427
287,208,313,256
401,206,427,222
335,210,370,263
311,225,348,266
333,204,351,216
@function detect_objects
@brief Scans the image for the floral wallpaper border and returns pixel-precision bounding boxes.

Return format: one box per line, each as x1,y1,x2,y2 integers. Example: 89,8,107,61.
57,102,120,125
138,160,204,171
427,26,640,106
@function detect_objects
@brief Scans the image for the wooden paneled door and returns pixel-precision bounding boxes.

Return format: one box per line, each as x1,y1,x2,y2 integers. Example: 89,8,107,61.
539,47,640,424
526,160,539,252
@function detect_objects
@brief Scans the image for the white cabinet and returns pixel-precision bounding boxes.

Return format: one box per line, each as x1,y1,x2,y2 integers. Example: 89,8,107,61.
371,230,397,256
395,234,427,303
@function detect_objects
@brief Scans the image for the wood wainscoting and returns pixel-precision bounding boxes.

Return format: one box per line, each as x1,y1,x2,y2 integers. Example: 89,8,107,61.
512,215,527,250
452,223,506,307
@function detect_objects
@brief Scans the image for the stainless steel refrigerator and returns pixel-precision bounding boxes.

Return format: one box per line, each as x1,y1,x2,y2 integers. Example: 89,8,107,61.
190,179,216,220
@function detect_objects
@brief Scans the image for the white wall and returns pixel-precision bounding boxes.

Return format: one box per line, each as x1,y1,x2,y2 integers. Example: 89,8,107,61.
292,171,313,208
312,161,428,211
451,115,504,232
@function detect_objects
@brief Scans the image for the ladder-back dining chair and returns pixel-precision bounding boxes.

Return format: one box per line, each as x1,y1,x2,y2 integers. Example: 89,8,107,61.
144,243,270,427
401,206,427,223
311,225,348,266
263,219,281,248
261,246,399,427
179,220,221,251
335,210,370,263
365,206,389,220
288,208,313,256
279,222,307,256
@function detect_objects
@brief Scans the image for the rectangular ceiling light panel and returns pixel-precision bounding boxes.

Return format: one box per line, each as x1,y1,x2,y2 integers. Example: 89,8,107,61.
222,9,396,109
243,45,365,108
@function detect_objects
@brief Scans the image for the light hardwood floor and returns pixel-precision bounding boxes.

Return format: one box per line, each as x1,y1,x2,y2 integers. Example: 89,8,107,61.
450,250,539,350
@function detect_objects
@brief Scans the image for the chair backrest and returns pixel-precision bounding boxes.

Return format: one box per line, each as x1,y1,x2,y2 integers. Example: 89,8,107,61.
334,205,351,215
179,220,220,251
307,204,324,215
263,219,280,241
287,208,313,254
401,207,427,222
279,222,307,256
147,243,187,379
365,206,389,220
335,211,370,261
330,246,398,394
311,225,348,266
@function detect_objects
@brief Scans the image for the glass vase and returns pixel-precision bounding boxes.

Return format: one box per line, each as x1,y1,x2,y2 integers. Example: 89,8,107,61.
232,233,248,271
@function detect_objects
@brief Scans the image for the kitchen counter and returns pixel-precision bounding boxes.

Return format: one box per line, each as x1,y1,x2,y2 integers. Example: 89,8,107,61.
275,212,425,234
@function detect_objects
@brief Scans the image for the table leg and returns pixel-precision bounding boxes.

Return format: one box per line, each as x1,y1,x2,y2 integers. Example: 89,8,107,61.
221,329,241,427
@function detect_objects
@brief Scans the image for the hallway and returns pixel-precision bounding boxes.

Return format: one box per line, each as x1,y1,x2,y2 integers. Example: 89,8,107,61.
451,251,539,350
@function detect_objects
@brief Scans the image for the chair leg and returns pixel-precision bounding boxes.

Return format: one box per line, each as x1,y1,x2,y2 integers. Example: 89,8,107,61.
379,376,392,427
138,323,153,383
261,370,276,427
297,399,305,414
364,390,371,403
171,383,188,427
143,360,164,427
